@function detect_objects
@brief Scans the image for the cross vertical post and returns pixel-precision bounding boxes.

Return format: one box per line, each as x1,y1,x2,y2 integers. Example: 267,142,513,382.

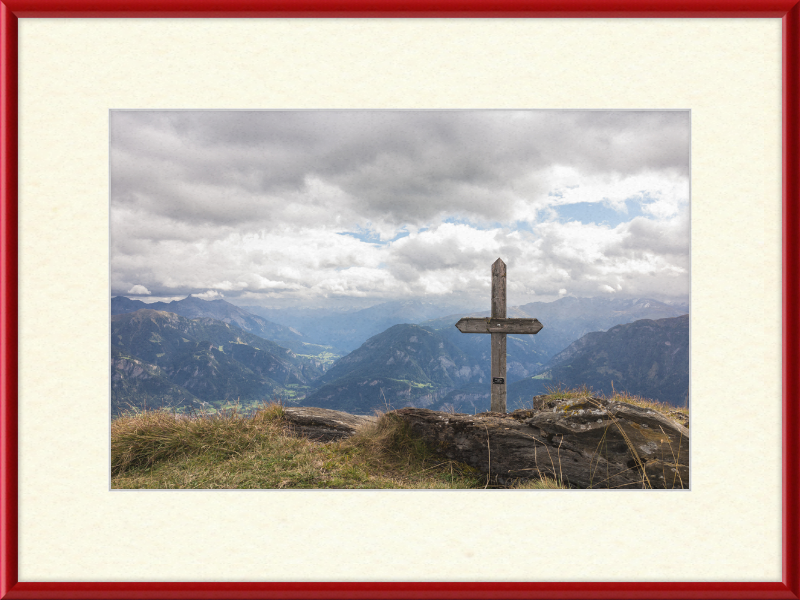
455,259,544,413
491,258,507,412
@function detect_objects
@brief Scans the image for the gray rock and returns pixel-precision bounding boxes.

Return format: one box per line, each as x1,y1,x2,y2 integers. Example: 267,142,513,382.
391,396,689,489
282,406,377,442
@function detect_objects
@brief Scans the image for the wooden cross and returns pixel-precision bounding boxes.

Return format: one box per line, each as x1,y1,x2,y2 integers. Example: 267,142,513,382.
455,258,543,413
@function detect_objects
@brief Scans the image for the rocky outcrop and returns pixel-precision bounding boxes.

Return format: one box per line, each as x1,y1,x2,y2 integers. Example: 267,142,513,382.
391,396,689,489
666,410,689,429
282,407,377,442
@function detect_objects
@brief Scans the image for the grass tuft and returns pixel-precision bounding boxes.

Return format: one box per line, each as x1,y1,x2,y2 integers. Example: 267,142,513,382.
604,389,688,422
543,382,688,422
111,401,286,477
543,382,593,401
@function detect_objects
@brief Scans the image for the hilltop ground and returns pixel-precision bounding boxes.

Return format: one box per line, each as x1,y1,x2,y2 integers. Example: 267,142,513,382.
111,387,688,490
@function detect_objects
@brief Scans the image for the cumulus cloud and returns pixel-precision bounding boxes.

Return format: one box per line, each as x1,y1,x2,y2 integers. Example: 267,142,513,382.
127,285,151,295
110,110,690,307
192,290,225,300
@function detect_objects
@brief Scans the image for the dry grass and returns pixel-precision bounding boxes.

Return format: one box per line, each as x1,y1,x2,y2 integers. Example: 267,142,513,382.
605,389,689,422
111,385,687,490
115,384,692,491
111,403,561,489
111,384,688,490
543,382,688,422
111,402,286,477
512,476,568,489
541,382,595,401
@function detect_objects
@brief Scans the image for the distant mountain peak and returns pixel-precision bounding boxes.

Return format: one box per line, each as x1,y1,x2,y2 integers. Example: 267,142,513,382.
111,294,308,344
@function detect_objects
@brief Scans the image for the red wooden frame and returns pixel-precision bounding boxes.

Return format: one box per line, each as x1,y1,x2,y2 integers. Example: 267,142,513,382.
1,3,798,599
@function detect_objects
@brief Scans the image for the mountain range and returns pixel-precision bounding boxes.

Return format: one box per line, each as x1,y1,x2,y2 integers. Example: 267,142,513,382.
238,300,481,352
111,309,326,415
542,313,690,406
111,295,344,367
110,295,690,415
297,313,690,414
420,297,686,390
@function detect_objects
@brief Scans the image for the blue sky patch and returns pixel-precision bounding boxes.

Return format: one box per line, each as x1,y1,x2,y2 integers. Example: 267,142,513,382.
442,216,503,231
554,198,649,227
337,227,411,245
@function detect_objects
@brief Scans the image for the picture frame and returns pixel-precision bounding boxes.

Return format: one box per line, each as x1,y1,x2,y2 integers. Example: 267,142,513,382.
1,3,798,598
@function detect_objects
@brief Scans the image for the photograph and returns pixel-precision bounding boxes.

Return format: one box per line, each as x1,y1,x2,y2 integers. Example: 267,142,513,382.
3,7,795,595
110,109,691,490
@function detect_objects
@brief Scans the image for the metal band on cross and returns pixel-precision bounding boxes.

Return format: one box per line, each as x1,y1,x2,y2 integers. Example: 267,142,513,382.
455,258,543,413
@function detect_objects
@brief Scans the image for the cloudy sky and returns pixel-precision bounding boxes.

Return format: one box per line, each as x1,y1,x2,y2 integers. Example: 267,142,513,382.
110,110,690,310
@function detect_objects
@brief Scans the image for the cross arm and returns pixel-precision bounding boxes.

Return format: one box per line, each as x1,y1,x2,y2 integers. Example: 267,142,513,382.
455,317,543,334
